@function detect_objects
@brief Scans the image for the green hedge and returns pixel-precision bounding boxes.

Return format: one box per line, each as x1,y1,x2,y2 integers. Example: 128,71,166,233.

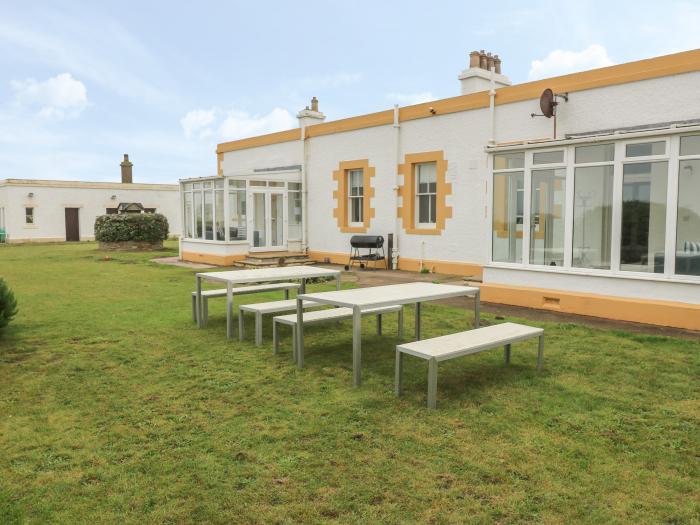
94,213,169,243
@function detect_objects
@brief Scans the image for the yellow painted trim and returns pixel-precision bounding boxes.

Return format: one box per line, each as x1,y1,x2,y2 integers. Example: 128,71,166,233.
332,159,376,233
397,151,452,235
181,251,246,266
0,179,178,191
215,49,700,153
216,128,301,154
217,152,223,177
480,283,700,331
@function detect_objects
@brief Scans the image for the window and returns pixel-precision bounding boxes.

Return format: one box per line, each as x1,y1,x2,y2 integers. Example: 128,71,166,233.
228,180,246,241
25,207,34,224
415,162,437,225
620,162,668,273
530,168,566,266
492,153,524,263
533,150,564,165
183,187,193,238
144,208,156,214
348,169,364,225
288,182,302,240
626,141,665,158
677,135,700,276
572,144,615,270
106,208,118,215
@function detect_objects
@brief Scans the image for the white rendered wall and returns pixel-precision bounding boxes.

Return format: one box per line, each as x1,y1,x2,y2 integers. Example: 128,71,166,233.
0,182,181,242
220,141,301,175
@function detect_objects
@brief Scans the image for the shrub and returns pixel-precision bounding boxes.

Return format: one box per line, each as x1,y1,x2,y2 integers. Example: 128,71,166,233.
0,278,18,334
94,213,169,243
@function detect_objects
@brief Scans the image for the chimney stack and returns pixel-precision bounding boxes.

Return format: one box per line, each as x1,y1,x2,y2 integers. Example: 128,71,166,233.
120,154,133,184
297,96,326,128
458,49,511,95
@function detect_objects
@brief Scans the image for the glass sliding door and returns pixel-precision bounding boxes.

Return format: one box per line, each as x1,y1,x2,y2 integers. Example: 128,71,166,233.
572,165,614,269
676,158,700,276
530,168,566,266
492,170,524,263
252,192,266,248
270,192,284,248
620,162,668,273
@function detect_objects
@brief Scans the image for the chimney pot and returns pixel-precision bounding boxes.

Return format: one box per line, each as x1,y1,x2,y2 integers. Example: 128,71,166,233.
120,153,133,184
311,96,319,112
487,54,495,71
494,55,502,74
469,50,480,68
479,51,488,70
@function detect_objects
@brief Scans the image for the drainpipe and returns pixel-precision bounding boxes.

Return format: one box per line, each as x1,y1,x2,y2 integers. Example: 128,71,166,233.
300,123,308,253
488,66,496,146
392,104,400,270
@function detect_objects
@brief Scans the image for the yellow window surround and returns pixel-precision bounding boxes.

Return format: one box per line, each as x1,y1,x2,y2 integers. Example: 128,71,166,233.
332,159,376,233
397,151,452,235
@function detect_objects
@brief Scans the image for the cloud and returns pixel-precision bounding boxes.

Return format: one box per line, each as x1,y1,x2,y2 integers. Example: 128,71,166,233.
219,108,296,140
180,107,297,141
385,92,436,106
11,73,88,118
180,109,216,139
528,44,614,81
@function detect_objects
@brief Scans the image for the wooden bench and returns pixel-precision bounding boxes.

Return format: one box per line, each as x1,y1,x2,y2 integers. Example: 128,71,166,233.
238,299,322,346
191,282,300,325
273,305,404,366
395,322,544,409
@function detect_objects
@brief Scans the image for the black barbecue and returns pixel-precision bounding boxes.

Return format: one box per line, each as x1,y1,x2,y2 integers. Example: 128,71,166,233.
347,235,387,270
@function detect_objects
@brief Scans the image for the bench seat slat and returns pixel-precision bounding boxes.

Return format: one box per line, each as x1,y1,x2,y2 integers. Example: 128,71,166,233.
192,282,300,298
239,298,320,314
274,304,402,326
397,322,543,362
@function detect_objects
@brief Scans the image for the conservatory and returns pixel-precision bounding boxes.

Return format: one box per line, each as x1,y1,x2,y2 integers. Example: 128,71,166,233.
179,169,303,265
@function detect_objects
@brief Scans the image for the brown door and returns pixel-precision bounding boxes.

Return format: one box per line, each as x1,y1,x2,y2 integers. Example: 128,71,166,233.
65,208,80,241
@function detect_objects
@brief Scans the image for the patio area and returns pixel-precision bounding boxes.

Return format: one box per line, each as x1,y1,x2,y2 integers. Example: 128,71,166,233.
1,241,698,523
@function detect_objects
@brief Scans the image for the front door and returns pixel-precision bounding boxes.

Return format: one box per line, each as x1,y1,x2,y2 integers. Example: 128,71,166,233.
249,190,286,251
65,208,80,241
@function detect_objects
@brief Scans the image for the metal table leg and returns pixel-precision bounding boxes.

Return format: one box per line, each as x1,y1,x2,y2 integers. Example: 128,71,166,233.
474,289,481,328
415,302,421,340
226,282,233,340
352,305,362,387
296,297,304,368
195,274,202,328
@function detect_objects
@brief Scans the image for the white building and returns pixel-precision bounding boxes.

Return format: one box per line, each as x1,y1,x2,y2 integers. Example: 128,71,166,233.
179,49,700,331
0,155,181,243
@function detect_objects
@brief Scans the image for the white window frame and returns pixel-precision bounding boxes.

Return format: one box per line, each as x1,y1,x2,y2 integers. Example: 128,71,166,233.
25,207,34,225
415,162,437,227
348,169,364,226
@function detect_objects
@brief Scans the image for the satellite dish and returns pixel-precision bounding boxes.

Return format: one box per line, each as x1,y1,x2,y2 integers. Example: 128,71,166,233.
540,88,555,118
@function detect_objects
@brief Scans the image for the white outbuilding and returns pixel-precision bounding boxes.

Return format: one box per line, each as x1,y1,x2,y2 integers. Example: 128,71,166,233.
0,155,180,243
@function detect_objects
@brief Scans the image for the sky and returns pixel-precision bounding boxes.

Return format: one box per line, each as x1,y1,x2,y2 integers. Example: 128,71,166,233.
1,0,700,184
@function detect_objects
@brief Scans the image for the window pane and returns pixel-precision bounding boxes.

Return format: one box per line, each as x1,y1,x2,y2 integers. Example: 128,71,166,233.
620,162,667,273
214,179,224,189
269,181,284,187
494,153,524,170
351,197,363,224
492,171,523,263
271,193,283,246
417,163,436,193
529,168,566,266
184,182,193,191
184,192,193,238
572,165,614,269
253,193,266,247
193,182,201,190
250,180,266,187
417,194,430,224
288,182,301,190
575,144,614,164
430,194,436,223
626,141,665,158
215,190,225,241
680,135,700,156
532,150,564,165
228,190,246,240
288,190,302,239
204,190,214,240
194,191,202,238
229,179,245,189
203,181,213,189
676,159,700,276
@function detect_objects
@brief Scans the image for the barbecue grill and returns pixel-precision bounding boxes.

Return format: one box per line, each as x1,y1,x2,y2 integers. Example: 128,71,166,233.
347,235,387,270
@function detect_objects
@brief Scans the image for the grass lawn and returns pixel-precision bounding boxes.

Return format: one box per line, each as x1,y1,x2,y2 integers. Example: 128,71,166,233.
0,242,698,524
